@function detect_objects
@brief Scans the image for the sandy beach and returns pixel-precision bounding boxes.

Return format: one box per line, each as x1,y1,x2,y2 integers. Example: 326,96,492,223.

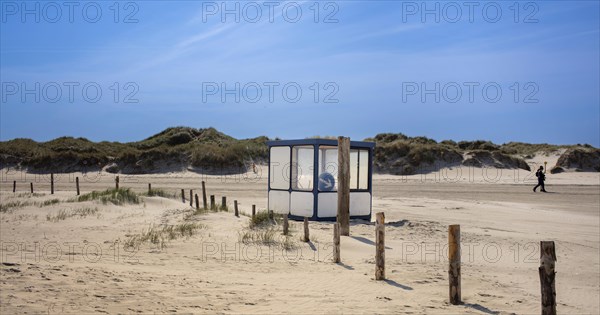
1,163,598,314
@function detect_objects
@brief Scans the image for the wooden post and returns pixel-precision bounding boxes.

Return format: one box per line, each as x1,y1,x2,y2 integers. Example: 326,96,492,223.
50,173,54,194
252,204,256,219
30,182,34,194
234,200,239,217
181,189,185,203
448,224,461,305
375,212,385,280
75,177,80,195
148,183,152,194
269,210,274,221
190,190,193,207
195,194,200,210
333,223,340,263
539,241,557,315
221,196,227,211
337,136,350,236
303,217,309,242
283,215,289,235
202,181,207,210
115,175,119,190
210,195,215,210
12,180,16,193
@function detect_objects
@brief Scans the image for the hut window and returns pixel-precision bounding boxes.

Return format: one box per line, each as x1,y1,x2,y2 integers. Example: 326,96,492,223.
291,145,314,191
270,146,290,190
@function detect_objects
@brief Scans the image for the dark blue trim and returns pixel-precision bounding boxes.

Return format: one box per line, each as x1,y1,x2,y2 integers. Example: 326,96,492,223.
312,144,319,220
268,139,375,149
289,145,293,194
289,214,372,222
267,146,271,212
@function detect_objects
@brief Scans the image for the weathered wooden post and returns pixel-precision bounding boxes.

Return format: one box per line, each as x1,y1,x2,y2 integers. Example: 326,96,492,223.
221,196,227,211
195,194,200,210
333,223,340,263
50,173,54,194
234,200,239,217
539,241,557,315
148,183,152,194
115,175,119,190
252,204,256,219
30,182,34,194
449,224,461,305
375,212,385,280
337,136,350,236
303,217,309,242
12,180,16,193
210,195,215,210
189,190,193,207
202,181,207,210
181,189,185,203
75,177,80,195
283,214,289,235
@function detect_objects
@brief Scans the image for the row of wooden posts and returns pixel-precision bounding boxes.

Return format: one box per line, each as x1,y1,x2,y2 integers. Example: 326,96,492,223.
11,173,97,196
12,176,254,220
12,173,61,195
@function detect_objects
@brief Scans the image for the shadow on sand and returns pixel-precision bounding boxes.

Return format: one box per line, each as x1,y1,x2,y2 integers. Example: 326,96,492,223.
350,236,392,249
462,303,500,315
383,279,413,291
388,219,410,227
335,262,354,270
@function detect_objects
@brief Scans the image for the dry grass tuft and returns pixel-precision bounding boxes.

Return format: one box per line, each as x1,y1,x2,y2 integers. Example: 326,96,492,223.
0,200,31,213
123,222,205,250
75,188,140,205
241,211,297,250
46,207,99,222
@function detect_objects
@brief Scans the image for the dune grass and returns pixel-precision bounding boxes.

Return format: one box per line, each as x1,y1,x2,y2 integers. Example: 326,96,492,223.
219,202,228,212
75,188,140,205
0,200,31,213
46,207,99,222
16,192,45,198
0,127,268,173
241,210,297,249
239,228,277,245
2,127,596,176
249,210,284,228
40,198,61,207
123,222,205,250
208,202,229,212
143,188,175,198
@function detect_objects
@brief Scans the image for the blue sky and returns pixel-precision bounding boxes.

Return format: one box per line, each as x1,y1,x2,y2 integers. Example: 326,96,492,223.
1,0,599,146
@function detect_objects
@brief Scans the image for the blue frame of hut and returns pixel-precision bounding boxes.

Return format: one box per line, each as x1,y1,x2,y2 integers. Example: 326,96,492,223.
267,139,375,221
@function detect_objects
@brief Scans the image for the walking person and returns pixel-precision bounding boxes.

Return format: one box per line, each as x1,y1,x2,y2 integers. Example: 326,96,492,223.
533,166,547,192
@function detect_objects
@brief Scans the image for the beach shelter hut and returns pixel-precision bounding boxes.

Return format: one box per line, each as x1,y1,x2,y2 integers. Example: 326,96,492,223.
267,139,375,221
